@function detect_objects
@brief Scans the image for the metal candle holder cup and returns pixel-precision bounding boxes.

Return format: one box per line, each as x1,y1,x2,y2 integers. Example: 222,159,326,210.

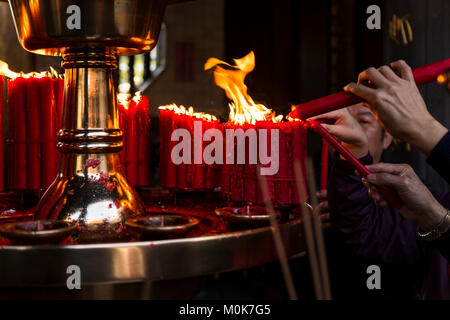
7,0,168,242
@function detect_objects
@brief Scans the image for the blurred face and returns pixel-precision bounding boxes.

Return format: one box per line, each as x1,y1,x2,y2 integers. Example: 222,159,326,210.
348,104,393,163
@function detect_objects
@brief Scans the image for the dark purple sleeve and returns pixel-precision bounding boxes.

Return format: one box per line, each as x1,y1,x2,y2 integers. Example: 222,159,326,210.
328,153,427,264
427,131,450,184
427,132,450,261
431,192,450,261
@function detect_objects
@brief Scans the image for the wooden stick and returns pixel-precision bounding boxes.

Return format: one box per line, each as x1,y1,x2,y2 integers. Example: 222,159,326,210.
293,160,324,300
306,158,332,300
257,166,298,300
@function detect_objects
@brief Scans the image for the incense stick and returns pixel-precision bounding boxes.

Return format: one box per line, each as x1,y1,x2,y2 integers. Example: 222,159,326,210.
257,166,298,300
293,160,324,300
306,158,332,300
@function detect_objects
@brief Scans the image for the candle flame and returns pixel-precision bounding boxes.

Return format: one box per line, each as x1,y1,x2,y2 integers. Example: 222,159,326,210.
0,59,63,79
159,103,218,122
117,91,145,110
204,51,282,125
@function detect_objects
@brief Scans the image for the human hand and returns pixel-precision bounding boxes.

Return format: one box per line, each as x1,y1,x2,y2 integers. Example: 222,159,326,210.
311,108,368,158
361,162,448,232
344,60,448,156
316,190,331,229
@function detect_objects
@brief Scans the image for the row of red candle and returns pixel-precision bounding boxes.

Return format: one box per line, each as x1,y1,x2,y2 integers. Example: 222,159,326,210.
118,93,151,187
221,121,308,205
6,76,63,192
159,108,222,190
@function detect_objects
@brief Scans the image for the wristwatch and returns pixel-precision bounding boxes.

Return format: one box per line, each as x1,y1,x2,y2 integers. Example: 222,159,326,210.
417,209,450,242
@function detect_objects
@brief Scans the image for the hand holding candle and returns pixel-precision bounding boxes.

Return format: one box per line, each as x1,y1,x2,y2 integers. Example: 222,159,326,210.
290,58,450,121
310,120,403,209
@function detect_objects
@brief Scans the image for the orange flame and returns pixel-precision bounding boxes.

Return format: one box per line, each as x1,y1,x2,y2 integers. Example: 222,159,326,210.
204,51,282,125
159,103,218,122
0,59,63,79
117,91,145,110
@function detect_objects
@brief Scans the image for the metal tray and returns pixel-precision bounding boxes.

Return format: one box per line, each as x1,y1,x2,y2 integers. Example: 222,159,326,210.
0,219,304,287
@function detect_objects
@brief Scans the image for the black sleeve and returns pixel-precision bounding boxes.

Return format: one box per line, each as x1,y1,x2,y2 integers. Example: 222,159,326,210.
427,131,450,184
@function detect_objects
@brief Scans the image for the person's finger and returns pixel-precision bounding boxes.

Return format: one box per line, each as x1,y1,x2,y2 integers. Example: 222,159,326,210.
309,110,345,123
366,172,404,189
366,163,409,176
363,67,391,88
378,65,400,82
390,60,414,82
344,82,377,102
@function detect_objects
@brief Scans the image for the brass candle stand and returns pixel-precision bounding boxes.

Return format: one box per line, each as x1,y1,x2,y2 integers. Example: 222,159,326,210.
7,0,168,242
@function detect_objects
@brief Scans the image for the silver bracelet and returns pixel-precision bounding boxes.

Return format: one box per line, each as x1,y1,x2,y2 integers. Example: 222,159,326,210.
417,209,450,242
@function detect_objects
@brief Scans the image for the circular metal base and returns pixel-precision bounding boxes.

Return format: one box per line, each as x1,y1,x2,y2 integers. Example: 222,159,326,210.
0,219,303,287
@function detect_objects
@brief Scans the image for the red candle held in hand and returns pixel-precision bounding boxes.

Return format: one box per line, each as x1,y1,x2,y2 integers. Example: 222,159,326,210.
310,120,403,209
290,58,450,120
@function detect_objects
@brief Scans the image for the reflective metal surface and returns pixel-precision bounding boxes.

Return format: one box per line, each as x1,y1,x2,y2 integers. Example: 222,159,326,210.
6,0,169,242
0,220,78,244
35,51,145,243
8,0,168,56
0,219,304,286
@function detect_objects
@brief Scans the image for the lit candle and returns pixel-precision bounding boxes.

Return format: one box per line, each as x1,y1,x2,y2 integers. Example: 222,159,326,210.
158,105,220,190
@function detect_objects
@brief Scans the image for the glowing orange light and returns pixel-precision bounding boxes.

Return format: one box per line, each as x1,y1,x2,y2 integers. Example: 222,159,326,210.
159,103,218,122
204,51,282,125
0,59,63,79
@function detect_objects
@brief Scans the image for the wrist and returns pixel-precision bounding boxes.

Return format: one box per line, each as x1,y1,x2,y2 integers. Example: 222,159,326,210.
418,202,448,233
412,119,448,157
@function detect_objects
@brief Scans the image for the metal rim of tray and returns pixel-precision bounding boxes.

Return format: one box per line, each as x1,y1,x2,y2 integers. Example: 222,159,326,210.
0,219,304,287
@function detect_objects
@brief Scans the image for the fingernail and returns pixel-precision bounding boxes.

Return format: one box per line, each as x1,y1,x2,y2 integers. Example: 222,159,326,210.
367,174,376,182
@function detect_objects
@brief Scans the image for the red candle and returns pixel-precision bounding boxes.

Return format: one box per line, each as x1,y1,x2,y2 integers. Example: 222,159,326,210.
310,120,403,208
135,95,151,186
159,106,221,190
320,139,328,191
290,58,450,120
277,122,290,204
158,109,177,188
0,76,4,191
53,78,64,175
126,98,138,186
26,78,41,190
7,77,27,190
192,117,205,189
118,98,128,176
38,77,58,190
